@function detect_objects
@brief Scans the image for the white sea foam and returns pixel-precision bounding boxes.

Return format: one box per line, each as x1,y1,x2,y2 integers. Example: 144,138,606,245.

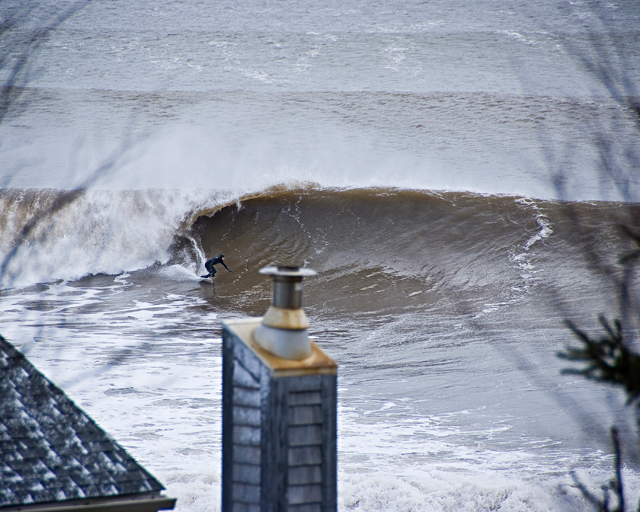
0,189,236,289
7,321,636,512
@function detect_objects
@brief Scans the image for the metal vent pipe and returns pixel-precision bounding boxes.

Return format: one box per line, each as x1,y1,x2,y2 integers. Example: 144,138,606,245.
253,265,317,360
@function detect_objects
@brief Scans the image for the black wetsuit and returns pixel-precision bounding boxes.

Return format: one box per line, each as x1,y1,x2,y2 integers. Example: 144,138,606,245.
204,255,231,277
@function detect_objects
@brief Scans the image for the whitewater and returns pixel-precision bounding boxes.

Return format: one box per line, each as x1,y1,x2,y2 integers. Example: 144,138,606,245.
2,0,640,510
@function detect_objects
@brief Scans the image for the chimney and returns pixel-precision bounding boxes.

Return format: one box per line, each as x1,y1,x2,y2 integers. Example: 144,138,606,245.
221,265,337,512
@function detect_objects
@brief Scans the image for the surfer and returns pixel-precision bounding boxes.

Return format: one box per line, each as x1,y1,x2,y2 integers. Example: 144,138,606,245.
202,254,232,278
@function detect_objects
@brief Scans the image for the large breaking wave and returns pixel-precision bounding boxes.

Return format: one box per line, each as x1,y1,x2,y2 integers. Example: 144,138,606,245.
0,185,630,318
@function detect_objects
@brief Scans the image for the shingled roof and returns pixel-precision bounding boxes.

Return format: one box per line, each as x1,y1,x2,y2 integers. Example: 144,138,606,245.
0,335,176,512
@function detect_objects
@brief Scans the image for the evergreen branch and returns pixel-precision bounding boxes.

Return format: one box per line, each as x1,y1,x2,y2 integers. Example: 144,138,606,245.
559,317,640,405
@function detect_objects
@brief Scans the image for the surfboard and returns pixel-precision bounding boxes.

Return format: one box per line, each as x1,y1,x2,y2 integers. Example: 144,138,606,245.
200,277,214,284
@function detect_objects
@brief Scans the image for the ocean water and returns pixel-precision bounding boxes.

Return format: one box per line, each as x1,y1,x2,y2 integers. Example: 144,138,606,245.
1,0,640,510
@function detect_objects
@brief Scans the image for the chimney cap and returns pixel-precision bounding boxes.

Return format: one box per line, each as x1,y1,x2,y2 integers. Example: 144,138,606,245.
259,266,317,277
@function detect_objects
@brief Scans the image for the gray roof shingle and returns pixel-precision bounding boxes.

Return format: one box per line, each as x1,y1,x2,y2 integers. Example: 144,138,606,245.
0,335,166,508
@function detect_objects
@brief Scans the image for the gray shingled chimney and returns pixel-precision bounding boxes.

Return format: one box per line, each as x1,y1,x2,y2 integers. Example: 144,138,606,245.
221,266,337,512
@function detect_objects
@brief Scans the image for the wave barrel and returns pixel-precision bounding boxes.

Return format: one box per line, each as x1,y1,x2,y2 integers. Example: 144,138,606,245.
221,266,338,512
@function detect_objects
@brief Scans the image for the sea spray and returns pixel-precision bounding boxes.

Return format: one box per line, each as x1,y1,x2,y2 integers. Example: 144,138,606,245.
0,188,229,288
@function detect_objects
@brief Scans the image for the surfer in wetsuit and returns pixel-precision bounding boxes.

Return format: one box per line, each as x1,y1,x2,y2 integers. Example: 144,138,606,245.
202,254,231,278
